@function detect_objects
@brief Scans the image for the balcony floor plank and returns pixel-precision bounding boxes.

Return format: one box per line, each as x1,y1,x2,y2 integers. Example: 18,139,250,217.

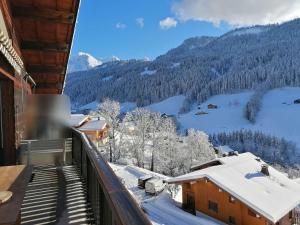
21,166,95,225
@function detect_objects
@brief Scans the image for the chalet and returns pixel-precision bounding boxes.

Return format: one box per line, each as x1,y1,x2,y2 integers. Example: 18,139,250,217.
78,118,109,144
208,104,218,109
167,153,300,225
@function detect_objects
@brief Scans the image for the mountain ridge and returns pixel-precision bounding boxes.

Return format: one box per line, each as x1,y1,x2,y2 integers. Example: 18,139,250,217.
64,19,300,112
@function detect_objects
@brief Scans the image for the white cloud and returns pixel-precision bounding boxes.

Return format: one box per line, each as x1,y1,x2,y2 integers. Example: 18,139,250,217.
136,18,144,28
116,22,127,29
159,17,178,29
172,0,300,27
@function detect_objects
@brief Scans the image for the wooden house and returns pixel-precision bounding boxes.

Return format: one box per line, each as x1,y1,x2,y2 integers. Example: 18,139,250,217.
78,118,109,144
167,153,300,225
208,104,218,109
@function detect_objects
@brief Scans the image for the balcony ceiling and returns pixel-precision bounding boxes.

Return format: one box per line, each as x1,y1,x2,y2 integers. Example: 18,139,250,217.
11,0,80,94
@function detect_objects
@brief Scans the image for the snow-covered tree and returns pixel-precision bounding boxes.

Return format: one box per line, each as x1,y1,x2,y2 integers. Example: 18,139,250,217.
185,129,216,169
96,99,120,162
211,130,297,165
124,108,153,167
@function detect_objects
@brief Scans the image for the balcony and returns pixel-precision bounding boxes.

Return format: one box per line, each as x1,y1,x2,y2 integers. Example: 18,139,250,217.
0,128,151,225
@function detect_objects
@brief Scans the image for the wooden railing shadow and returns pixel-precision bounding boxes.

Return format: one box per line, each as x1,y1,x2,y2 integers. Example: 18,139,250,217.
71,129,152,225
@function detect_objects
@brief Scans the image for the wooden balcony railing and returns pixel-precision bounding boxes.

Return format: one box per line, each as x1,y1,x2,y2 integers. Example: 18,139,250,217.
71,129,152,225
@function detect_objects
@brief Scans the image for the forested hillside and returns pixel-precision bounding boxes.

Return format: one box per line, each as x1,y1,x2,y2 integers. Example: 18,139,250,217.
64,19,300,113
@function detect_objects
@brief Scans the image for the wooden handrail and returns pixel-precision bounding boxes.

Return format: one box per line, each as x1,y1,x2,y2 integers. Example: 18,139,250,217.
71,128,152,225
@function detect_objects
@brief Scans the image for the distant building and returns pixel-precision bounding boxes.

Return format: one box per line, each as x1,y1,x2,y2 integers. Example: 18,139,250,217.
294,99,300,104
213,145,236,156
208,104,218,109
195,111,208,116
167,153,300,225
78,118,109,144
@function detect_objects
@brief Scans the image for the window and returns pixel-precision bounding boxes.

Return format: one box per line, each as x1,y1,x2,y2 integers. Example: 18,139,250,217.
229,216,236,225
208,200,218,213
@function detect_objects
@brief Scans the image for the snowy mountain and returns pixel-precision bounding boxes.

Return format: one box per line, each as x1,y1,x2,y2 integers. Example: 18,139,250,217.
67,52,102,73
221,25,273,39
65,19,300,110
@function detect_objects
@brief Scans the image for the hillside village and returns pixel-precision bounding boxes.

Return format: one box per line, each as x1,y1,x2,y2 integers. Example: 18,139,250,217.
1,1,300,225
69,98,300,225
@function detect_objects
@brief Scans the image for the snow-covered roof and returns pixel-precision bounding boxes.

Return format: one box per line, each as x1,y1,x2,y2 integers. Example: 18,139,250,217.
68,114,89,127
215,145,234,153
167,153,300,223
78,118,107,131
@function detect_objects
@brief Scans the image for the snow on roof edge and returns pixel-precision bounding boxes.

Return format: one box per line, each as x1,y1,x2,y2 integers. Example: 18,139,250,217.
168,173,300,223
167,153,300,223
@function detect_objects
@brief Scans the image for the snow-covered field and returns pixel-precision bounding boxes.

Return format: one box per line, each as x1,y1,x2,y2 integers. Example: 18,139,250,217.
255,88,300,148
146,95,185,115
109,163,225,225
146,87,300,150
78,101,136,113
76,87,300,150
179,92,253,133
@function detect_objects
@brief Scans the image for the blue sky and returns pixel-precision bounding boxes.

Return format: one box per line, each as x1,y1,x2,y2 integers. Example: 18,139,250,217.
71,0,230,60
71,0,300,60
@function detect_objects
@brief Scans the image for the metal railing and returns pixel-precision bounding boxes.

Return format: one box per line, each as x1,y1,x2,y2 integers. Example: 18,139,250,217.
20,138,72,165
71,129,152,225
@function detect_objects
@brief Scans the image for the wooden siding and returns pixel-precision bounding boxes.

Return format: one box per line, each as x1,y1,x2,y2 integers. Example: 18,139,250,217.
82,128,109,143
0,76,16,165
182,179,291,225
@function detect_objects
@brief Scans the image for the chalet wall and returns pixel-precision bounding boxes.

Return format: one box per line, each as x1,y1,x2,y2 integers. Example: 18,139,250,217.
182,180,270,225
81,128,108,143
0,77,15,165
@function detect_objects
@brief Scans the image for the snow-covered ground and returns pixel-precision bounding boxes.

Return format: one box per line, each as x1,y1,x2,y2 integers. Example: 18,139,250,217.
109,163,225,225
179,92,253,134
78,101,136,113
102,75,113,81
120,102,137,113
254,87,300,148
170,62,181,68
76,87,300,150
141,67,157,76
147,87,300,150
146,95,185,115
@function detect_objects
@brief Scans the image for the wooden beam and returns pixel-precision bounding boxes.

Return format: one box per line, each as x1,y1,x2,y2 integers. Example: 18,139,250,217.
27,65,65,74
35,82,63,90
0,67,32,92
21,41,69,53
12,6,75,24
34,87,60,94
